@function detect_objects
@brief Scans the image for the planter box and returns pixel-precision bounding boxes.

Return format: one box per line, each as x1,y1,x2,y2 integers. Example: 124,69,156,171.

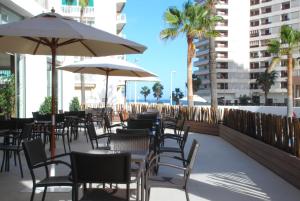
219,124,300,189
185,121,219,136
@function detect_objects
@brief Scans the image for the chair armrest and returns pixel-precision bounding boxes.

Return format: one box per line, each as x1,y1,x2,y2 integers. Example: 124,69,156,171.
158,153,188,163
47,153,70,160
160,134,182,142
157,162,186,171
33,160,71,169
95,133,112,139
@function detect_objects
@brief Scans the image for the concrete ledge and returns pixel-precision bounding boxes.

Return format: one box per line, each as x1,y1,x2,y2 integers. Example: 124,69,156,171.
219,124,300,189
185,121,219,136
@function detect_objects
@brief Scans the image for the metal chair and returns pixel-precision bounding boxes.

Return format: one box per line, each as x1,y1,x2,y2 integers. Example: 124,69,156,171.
145,139,200,201
86,123,111,150
22,138,73,201
0,122,33,178
158,126,190,166
104,114,122,133
70,152,131,201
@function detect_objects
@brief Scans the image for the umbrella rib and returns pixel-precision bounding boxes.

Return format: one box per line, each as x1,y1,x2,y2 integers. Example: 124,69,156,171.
80,41,97,56
23,37,49,46
130,71,142,77
58,39,81,47
121,44,142,53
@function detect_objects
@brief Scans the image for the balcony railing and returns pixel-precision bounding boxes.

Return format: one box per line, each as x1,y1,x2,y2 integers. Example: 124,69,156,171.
61,5,94,16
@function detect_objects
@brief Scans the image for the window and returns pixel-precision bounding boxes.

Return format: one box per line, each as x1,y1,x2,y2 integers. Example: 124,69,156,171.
261,7,271,14
281,60,287,67
217,83,228,89
261,29,270,36
250,73,260,79
281,71,287,77
217,62,228,69
261,39,270,47
250,83,258,89
250,30,259,37
281,82,287,89
250,52,259,58
62,0,76,6
282,14,289,21
250,0,260,5
250,20,259,27
261,18,270,25
260,61,269,68
217,73,228,79
250,62,259,69
282,2,290,10
250,41,259,48
250,9,260,16
261,51,270,57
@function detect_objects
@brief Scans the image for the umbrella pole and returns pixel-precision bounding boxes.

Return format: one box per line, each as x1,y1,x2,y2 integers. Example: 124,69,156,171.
105,71,109,109
124,80,127,110
51,46,56,158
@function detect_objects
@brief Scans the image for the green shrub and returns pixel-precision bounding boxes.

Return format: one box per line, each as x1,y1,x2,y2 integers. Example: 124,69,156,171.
39,97,56,114
69,97,80,111
0,74,15,118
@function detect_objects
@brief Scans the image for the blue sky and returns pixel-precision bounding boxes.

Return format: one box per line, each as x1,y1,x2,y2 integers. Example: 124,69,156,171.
123,0,189,101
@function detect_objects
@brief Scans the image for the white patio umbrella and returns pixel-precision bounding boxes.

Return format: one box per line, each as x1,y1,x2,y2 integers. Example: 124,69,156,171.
57,57,157,108
181,95,207,103
0,9,146,157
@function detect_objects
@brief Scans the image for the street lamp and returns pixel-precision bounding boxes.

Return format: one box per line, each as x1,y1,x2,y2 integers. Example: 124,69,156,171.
170,70,176,105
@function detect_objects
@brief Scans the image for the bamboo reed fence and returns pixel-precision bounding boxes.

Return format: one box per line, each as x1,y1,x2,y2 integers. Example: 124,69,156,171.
223,109,300,158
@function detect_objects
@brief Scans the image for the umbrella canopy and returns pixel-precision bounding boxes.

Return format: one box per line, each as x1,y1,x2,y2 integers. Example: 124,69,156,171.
0,9,146,157
181,95,207,103
58,57,157,108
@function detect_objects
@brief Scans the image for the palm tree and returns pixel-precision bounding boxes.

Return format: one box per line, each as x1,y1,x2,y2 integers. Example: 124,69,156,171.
152,82,164,103
256,70,277,106
140,86,151,102
160,1,221,107
172,88,184,105
79,0,89,109
267,25,300,117
204,0,218,111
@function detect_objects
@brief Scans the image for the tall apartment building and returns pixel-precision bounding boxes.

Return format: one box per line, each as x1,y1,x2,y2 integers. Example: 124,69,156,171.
0,0,127,117
250,0,300,105
195,0,300,105
194,0,250,104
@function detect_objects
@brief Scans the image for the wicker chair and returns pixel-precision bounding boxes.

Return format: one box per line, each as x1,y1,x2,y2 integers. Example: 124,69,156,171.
145,139,200,201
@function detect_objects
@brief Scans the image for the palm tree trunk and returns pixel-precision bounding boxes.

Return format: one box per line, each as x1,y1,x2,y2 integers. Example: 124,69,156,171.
209,3,218,111
264,91,268,106
287,54,293,117
209,38,217,109
187,37,194,107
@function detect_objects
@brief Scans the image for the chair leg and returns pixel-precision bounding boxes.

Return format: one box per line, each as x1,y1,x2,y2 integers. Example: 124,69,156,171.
181,151,185,166
30,186,36,201
1,150,5,172
185,188,190,201
84,128,89,143
42,186,47,201
62,135,67,153
17,152,23,178
67,133,71,152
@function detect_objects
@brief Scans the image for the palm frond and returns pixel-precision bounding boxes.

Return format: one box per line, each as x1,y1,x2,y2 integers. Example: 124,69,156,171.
268,57,280,72
160,28,180,40
267,40,280,54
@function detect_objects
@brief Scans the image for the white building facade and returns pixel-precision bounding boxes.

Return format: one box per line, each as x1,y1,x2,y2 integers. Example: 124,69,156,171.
194,0,250,104
0,0,127,117
195,0,300,105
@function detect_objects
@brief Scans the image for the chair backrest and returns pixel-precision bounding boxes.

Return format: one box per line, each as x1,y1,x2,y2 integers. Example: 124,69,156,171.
104,114,111,128
116,128,150,136
19,123,34,142
71,152,131,184
86,123,98,149
186,139,200,171
179,126,190,149
110,133,150,152
127,119,153,130
22,139,48,181
11,118,34,130
119,112,125,123
137,113,157,122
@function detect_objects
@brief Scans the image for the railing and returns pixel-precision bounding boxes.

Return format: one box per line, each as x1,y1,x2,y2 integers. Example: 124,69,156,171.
61,5,94,16
223,109,300,158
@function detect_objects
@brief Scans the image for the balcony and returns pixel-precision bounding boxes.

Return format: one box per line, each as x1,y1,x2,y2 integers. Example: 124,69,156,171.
116,13,126,34
117,0,126,13
61,5,94,17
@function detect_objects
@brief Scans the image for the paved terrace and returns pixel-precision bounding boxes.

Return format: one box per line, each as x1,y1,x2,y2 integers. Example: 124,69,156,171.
0,129,300,201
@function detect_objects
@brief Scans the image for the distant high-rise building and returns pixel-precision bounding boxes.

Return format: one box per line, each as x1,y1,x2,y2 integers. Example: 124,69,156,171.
194,0,300,105
194,0,250,105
